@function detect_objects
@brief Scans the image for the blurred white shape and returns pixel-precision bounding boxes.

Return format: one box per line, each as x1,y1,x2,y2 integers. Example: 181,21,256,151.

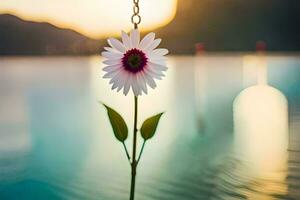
233,54,288,198
234,85,288,172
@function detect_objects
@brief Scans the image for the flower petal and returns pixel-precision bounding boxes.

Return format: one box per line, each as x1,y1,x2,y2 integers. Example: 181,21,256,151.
123,74,132,95
136,77,143,95
147,65,165,77
108,38,126,53
103,59,122,65
109,70,122,84
117,71,128,92
104,47,121,54
121,31,131,49
101,51,123,59
150,48,169,57
139,32,155,50
148,62,168,71
148,57,167,65
109,71,127,92
144,67,163,80
143,71,157,89
137,72,147,94
131,75,140,96
130,29,140,48
144,38,161,52
103,67,122,79
111,81,119,90
102,64,122,72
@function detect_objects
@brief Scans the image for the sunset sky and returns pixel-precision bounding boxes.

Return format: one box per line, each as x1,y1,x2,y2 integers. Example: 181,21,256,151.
0,0,177,38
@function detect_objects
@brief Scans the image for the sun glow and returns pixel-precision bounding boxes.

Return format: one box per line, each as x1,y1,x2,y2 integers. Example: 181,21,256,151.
0,0,177,38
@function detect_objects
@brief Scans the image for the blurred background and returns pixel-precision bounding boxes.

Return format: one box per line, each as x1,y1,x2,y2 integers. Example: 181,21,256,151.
0,0,299,55
0,0,300,200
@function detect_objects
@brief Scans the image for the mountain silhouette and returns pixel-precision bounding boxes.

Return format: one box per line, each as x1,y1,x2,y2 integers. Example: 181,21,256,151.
0,14,102,55
0,0,299,55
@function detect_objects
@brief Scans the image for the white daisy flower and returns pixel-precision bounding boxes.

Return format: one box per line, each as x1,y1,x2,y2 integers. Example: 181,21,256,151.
101,29,168,96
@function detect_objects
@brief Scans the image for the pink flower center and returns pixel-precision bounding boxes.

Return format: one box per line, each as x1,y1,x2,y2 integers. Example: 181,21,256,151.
122,48,148,73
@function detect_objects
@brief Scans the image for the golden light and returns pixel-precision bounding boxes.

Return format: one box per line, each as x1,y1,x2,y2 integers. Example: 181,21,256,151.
235,55,288,172
233,55,289,199
234,85,288,172
0,0,177,38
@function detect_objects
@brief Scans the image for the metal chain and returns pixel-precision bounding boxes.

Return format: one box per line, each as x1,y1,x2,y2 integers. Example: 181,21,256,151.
131,0,141,29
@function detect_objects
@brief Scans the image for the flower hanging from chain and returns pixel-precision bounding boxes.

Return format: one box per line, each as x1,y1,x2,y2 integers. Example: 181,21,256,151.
102,29,168,96
100,0,167,200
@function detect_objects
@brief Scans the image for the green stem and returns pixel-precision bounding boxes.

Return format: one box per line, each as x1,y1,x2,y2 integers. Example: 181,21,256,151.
122,142,131,163
129,96,138,200
137,140,146,164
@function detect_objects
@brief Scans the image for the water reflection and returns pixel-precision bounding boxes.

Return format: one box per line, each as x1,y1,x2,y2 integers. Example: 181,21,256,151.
0,93,31,154
234,85,288,171
242,55,268,86
0,92,31,186
0,57,94,199
233,54,289,199
0,55,299,199
194,55,243,136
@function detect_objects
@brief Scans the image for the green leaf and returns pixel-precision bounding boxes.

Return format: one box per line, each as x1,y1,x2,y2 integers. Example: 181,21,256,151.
140,113,164,140
102,104,128,142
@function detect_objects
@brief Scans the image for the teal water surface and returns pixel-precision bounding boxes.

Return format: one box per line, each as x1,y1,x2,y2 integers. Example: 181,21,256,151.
0,55,299,200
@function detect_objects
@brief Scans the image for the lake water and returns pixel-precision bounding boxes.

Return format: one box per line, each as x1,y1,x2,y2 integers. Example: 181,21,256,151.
0,54,299,200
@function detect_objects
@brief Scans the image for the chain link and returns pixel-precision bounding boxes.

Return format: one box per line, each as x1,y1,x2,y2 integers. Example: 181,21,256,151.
131,0,141,29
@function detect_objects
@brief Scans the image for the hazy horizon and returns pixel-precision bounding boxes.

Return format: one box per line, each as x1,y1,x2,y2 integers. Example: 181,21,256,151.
1,0,299,54
0,0,177,38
